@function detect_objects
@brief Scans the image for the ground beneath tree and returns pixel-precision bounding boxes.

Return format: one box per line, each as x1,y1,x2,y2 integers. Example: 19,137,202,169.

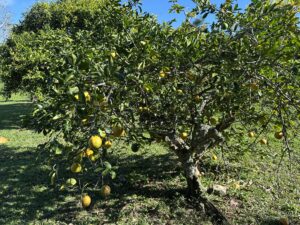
0,95,299,225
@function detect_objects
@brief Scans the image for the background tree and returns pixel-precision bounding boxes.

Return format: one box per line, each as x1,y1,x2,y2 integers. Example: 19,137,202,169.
0,3,10,42
0,0,299,223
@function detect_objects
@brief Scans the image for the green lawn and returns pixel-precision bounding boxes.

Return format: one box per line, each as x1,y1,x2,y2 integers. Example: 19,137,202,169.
0,90,299,225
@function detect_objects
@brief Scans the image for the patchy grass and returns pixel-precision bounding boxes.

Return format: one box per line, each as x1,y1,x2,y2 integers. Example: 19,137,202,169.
0,89,299,224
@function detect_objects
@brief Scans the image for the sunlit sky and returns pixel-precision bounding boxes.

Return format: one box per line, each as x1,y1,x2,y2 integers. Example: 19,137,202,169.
3,0,251,26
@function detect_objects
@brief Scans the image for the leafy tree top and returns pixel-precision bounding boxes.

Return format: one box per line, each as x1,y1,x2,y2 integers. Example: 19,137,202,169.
0,0,299,207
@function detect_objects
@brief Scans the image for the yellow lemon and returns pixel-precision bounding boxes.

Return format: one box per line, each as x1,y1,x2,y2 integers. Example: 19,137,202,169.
89,135,102,149
104,140,112,148
84,91,91,102
81,194,92,208
212,154,218,161
71,163,82,173
274,131,283,140
85,148,94,157
100,185,111,198
112,125,125,137
248,131,255,138
180,132,188,140
110,51,117,58
260,138,268,145
89,154,97,161
159,70,166,78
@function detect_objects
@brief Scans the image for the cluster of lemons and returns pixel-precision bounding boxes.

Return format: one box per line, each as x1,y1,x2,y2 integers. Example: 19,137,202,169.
81,185,111,208
68,117,125,208
70,133,114,208
70,134,113,174
248,130,284,145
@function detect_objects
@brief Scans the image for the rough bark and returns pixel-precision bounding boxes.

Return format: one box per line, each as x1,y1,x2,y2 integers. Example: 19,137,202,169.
165,123,232,225
181,153,202,196
180,151,230,225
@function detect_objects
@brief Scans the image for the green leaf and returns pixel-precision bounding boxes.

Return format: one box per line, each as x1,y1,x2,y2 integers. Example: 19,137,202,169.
98,129,106,138
53,114,62,120
66,178,77,186
102,168,110,177
68,86,79,95
54,146,62,155
142,131,151,139
78,60,90,71
50,172,56,185
110,171,116,179
103,161,112,170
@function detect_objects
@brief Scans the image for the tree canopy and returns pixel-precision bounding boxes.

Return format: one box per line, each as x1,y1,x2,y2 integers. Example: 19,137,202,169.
0,0,299,222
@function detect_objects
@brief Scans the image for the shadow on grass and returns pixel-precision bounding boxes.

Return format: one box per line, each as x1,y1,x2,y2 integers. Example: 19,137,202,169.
0,142,204,224
0,103,32,129
88,153,205,223
0,145,67,224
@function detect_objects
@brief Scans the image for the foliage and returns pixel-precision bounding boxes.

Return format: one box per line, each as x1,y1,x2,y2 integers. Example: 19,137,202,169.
0,93,299,224
0,0,299,219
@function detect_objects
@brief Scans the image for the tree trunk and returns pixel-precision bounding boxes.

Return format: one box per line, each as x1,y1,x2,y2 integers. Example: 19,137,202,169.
180,152,230,225
182,154,202,197
165,124,231,224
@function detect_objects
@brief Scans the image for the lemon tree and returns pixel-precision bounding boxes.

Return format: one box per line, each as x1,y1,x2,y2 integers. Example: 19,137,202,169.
0,0,299,211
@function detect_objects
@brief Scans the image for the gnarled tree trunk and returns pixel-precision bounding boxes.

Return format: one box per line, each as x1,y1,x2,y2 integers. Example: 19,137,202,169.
180,153,202,197
165,123,233,225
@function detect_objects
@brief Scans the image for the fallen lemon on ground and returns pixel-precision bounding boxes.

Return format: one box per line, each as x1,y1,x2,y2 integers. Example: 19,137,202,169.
248,131,255,138
89,135,102,149
0,137,9,144
82,194,92,208
71,163,82,173
274,131,283,140
260,138,268,145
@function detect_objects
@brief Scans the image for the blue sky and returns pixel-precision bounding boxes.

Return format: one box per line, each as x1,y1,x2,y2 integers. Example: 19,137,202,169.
4,0,251,26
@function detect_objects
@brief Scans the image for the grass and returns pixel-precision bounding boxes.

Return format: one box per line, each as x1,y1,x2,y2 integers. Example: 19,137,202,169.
0,88,299,225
